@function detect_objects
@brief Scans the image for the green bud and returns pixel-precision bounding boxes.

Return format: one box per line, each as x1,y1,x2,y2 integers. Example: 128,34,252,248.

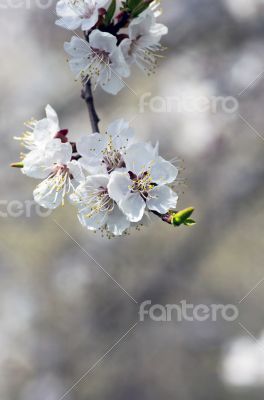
171,207,195,227
10,162,24,168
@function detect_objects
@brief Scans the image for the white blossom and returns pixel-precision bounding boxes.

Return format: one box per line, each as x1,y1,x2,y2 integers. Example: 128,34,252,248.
77,118,134,173
108,142,178,222
64,30,130,94
120,9,168,74
14,105,64,151
27,141,83,209
70,174,130,236
56,0,109,31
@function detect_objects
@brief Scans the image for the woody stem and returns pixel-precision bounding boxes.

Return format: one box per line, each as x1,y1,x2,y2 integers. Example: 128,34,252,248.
81,79,100,133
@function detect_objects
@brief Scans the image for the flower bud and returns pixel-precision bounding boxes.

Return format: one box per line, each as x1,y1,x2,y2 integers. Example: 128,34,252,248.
171,207,195,227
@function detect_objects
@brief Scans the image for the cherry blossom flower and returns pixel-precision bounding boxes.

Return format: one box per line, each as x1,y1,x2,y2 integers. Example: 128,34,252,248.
27,141,83,209
14,105,67,151
120,9,168,74
56,0,109,31
70,174,130,236
77,118,134,173
64,30,130,94
108,142,178,222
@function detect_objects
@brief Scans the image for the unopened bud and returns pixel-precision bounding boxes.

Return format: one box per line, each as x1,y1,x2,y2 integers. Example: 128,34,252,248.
10,162,24,168
171,207,195,227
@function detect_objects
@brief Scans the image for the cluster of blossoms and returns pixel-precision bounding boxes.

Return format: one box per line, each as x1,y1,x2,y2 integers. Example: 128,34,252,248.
14,105,185,237
12,0,195,237
58,0,168,94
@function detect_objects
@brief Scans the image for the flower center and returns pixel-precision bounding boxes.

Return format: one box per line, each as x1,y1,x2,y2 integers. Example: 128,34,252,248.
102,151,125,173
84,186,115,217
129,171,156,200
82,47,112,86
101,135,126,173
128,36,164,76
91,47,111,64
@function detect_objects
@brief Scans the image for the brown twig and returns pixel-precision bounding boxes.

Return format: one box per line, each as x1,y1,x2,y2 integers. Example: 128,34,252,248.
81,79,100,133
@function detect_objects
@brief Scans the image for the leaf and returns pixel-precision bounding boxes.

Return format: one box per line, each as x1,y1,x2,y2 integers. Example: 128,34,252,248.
184,219,196,227
132,4,148,17
105,0,116,25
127,0,141,10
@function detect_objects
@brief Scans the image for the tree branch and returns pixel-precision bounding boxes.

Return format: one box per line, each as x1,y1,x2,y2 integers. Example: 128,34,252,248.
81,79,100,133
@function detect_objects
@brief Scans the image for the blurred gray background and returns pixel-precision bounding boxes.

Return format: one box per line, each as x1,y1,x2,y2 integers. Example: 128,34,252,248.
1,0,264,399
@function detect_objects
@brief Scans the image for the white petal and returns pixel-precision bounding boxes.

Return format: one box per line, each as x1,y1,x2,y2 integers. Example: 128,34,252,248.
22,150,52,179
89,30,117,53
81,11,99,31
77,134,107,159
107,171,131,203
85,174,109,189
120,39,134,64
64,37,90,57
150,22,168,38
110,48,130,78
119,193,146,222
124,142,155,175
99,69,125,95
56,0,77,17
79,158,107,174
78,209,106,231
107,119,134,149
33,179,64,210
150,157,178,185
77,134,107,170
55,142,73,165
129,9,153,39
68,160,84,183
147,186,178,214
97,0,110,7
107,206,130,236
68,58,88,76
33,119,55,142
45,105,59,128
56,16,82,30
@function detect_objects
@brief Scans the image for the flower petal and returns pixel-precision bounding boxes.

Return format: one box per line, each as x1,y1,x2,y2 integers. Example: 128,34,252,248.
119,193,146,222
81,11,99,31
56,16,82,30
99,70,125,95
107,171,131,203
78,208,107,231
124,142,156,175
107,206,130,236
89,30,117,54
77,134,107,170
22,150,52,179
64,37,90,57
33,179,64,210
150,157,178,185
147,186,178,214
107,119,134,150
68,160,84,183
